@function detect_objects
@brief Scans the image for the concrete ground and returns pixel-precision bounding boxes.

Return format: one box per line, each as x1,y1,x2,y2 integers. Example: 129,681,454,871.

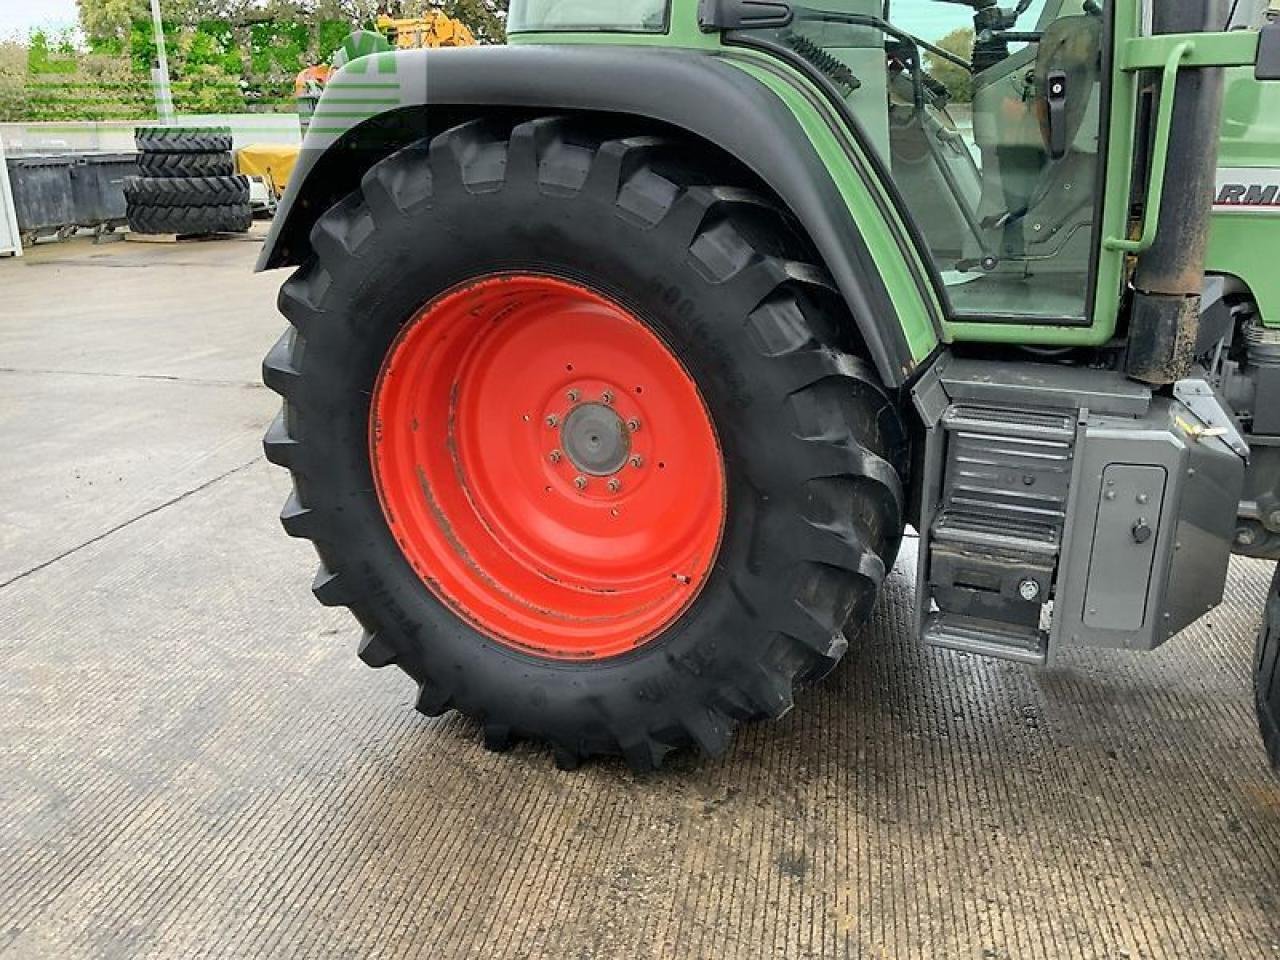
1,232,1278,960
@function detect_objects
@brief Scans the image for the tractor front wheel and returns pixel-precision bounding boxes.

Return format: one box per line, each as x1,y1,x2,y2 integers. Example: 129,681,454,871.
263,116,907,770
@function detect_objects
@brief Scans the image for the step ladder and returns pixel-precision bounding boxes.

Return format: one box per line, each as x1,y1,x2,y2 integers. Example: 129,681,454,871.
917,401,1078,665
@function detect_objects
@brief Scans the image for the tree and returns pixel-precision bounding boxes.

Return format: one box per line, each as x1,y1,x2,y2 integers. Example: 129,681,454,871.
924,27,974,103
76,0,148,48
435,0,507,44
10,0,511,122
0,41,32,121
3,31,153,121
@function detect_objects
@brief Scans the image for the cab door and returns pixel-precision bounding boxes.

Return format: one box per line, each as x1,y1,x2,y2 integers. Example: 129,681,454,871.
737,0,1116,328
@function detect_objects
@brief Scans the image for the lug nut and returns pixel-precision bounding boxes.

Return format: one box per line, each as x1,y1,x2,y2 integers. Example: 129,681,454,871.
548,450,562,464
608,478,622,493
601,390,614,405
629,455,644,469
574,476,588,491
546,414,559,428
626,418,641,432
567,390,580,403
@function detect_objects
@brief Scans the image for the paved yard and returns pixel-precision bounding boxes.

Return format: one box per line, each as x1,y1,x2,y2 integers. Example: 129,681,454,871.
1,233,1277,959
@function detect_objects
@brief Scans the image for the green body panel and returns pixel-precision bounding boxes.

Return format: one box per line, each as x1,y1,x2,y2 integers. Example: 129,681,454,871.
1206,67,1280,327
1218,66,1280,165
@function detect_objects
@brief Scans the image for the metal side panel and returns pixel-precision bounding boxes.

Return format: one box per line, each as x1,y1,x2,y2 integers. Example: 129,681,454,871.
1053,399,1245,652
939,357,1153,417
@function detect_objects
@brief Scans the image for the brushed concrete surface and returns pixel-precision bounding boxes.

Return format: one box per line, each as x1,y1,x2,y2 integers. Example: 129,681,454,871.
0,233,1277,960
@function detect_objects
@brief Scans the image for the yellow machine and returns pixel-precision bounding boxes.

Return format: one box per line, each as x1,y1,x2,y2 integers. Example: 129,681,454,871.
375,12,477,49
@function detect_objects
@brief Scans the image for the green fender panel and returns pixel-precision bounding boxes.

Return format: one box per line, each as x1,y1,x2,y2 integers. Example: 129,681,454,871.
258,44,943,386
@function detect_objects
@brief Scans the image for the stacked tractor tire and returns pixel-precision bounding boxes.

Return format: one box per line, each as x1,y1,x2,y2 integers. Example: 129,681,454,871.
126,127,252,237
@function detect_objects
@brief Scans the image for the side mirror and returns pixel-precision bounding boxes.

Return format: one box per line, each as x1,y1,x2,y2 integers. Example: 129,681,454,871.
698,0,794,32
1258,21,1280,81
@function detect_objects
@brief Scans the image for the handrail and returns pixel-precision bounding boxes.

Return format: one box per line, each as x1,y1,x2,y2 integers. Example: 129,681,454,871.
1103,40,1194,254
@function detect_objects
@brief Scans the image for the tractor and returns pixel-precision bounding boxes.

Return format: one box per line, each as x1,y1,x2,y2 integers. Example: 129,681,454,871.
258,0,1280,772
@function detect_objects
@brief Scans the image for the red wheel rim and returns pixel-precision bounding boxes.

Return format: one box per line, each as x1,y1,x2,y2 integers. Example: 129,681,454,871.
370,275,727,660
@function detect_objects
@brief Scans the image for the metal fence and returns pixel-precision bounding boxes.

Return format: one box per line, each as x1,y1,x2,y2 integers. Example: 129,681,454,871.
0,113,302,158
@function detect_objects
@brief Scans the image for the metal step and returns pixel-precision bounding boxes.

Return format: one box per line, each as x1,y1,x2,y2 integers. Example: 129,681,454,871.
923,612,1049,666
941,403,1076,441
932,509,1061,557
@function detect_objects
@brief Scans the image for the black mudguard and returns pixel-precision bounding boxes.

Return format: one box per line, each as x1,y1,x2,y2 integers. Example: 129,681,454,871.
256,44,939,387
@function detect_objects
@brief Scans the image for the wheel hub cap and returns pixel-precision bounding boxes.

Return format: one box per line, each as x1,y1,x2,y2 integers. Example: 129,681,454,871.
561,403,630,477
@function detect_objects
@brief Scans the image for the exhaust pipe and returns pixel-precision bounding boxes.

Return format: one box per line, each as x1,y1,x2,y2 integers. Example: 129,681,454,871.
1126,0,1228,384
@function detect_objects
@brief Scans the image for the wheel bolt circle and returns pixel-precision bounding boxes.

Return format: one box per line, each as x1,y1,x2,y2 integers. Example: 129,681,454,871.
547,380,642,491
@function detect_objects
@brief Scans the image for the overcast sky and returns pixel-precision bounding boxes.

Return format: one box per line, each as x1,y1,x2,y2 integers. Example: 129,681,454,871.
0,0,81,39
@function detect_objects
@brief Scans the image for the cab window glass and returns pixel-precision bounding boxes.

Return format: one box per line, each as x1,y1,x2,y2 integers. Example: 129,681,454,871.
762,0,1107,321
508,0,670,33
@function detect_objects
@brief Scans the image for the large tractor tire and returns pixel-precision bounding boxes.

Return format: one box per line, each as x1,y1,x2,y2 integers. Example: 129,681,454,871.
135,126,233,154
1255,563,1280,772
263,116,907,770
138,151,236,179
127,202,252,236
124,175,250,208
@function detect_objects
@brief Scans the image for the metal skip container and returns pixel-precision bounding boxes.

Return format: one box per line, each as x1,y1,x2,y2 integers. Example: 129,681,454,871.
5,152,137,242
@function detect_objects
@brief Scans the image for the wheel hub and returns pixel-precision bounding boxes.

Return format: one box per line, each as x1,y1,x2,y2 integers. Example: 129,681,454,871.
560,402,630,477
